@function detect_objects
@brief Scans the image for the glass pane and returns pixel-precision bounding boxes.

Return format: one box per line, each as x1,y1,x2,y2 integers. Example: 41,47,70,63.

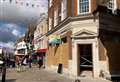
79,0,89,14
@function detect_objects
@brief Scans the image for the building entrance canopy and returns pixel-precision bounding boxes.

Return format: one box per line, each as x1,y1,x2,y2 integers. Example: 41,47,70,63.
36,49,47,53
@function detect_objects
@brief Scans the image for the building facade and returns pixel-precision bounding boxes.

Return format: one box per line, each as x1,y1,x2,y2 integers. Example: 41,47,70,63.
14,37,28,60
24,24,36,55
46,0,120,79
33,16,48,64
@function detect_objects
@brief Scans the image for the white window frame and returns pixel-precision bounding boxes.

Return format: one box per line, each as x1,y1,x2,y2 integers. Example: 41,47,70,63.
77,0,91,15
61,0,67,20
49,18,52,30
54,8,58,27
49,0,53,7
107,0,117,12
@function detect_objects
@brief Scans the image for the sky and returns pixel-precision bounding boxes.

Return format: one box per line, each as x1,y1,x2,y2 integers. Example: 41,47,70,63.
0,0,48,48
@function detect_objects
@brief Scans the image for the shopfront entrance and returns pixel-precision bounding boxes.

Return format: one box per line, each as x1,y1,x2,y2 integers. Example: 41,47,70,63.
77,44,93,77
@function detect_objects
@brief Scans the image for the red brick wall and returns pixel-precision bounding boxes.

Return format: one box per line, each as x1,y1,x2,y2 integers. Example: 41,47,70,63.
91,0,97,13
73,0,78,16
67,0,71,17
117,0,120,9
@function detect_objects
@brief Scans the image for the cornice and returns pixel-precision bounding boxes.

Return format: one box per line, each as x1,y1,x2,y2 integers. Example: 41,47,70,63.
46,14,95,36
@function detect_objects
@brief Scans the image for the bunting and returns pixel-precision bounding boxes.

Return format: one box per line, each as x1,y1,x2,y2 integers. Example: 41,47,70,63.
1,0,41,8
9,0,12,3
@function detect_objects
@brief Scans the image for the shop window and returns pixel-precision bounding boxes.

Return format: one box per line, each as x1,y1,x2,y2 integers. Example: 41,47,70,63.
18,49,25,54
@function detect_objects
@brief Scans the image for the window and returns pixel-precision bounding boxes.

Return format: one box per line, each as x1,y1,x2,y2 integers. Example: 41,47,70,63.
49,0,53,7
61,0,67,20
78,0,90,14
18,49,25,54
107,0,117,12
54,8,58,27
49,17,52,30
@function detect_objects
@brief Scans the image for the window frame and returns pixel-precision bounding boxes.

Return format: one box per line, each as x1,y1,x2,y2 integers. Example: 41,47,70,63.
54,7,59,27
61,0,67,21
77,0,91,15
49,0,53,7
107,0,117,11
49,17,52,31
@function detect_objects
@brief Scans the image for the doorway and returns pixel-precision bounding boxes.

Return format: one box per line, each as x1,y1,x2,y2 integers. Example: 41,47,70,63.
77,44,93,77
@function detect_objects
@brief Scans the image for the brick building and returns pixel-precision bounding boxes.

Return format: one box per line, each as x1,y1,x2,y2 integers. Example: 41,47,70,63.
46,0,120,79
33,16,48,64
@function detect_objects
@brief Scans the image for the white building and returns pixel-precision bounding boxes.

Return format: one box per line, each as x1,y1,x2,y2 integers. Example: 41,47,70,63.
15,41,27,56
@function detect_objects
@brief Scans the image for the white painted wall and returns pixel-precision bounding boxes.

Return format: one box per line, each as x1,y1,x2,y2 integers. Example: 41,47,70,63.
71,19,99,34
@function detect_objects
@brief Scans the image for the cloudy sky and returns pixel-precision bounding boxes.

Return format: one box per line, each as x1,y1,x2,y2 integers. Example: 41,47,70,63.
0,0,48,48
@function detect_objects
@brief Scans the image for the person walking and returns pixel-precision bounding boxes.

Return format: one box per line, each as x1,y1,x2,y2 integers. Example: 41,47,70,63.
16,57,22,72
28,56,32,68
38,56,43,69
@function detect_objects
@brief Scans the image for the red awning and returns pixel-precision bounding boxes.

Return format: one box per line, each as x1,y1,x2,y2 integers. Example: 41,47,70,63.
36,49,47,53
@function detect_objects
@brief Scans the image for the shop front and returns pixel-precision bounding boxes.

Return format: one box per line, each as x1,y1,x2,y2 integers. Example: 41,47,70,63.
32,49,47,66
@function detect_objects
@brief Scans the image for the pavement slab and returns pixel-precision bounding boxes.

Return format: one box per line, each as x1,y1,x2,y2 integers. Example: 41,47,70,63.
0,67,112,82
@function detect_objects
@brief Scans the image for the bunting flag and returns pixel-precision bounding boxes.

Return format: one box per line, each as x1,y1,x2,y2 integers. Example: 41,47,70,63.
26,3,29,6
1,0,40,8
32,4,35,7
15,1,18,4
9,0,12,3
21,2,23,5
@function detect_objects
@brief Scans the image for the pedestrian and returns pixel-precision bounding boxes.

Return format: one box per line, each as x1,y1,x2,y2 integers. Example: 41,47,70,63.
16,57,22,72
28,56,32,68
38,56,43,69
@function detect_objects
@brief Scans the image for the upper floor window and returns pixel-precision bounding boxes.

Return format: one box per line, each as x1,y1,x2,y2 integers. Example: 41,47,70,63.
54,8,58,27
49,0,53,7
49,17,52,31
61,0,67,20
107,0,117,12
78,0,90,15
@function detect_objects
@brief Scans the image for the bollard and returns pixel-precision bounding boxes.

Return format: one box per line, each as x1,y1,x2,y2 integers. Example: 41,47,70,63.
2,60,6,82
75,79,81,82
2,65,6,82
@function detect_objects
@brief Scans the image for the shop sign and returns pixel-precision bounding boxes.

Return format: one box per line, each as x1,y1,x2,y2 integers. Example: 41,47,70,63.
49,35,61,44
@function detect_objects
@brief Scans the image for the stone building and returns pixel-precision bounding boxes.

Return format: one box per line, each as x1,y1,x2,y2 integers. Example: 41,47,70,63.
33,16,48,64
46,0,120,79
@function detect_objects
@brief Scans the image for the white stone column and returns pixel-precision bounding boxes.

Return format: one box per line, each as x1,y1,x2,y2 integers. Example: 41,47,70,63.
71,41,78,76
92,39,100,78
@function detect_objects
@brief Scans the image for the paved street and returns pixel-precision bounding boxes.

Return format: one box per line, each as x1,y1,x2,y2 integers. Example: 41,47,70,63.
0,67,111,82
5,67,74,82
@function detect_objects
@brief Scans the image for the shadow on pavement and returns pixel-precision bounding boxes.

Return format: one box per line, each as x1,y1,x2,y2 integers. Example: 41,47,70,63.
0,79,16,82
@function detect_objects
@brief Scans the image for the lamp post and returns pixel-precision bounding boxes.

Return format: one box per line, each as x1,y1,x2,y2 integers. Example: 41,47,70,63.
0,49,7,82
1,57,6,82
